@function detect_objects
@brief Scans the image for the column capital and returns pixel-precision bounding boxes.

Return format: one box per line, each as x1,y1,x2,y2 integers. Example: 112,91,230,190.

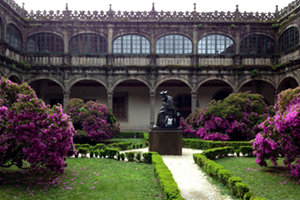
63,90,70,96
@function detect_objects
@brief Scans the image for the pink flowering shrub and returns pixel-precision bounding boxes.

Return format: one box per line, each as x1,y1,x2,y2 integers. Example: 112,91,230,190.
253,87,300,177
0,77,76,173
180,92,272,141
64,99,120,142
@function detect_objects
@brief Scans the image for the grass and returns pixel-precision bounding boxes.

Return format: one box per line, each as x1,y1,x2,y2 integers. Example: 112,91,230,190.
215,157,300,200
0,158,164,200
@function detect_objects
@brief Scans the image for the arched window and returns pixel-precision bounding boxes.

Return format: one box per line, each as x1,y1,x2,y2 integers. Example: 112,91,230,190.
6,24,22,51
198,34,234,55
240,35,275,55
27,33,64,54
156,35,192,54
70,34,107,54
113,35,150,54
279,27,299,53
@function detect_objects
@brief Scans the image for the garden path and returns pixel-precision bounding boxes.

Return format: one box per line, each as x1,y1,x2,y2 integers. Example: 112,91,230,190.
121,148,233,200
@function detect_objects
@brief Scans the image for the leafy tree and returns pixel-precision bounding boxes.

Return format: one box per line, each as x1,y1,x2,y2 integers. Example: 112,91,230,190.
0,77,76,173
180,92,272,141
253,87,300,177
64,99,120,142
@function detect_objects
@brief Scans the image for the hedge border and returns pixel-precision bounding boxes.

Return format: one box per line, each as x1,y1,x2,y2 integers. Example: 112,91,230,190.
183,139,252,150
193,147,266,200
152,154,185,200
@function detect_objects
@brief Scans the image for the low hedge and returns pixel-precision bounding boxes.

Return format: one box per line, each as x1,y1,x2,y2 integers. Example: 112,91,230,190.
143,151,158,164
114,131,145,138
183,139,251,150
203,147,233,160
193,153,265,200
239,146,255,157
104,148,119,159
107,142,132,150
152,154,184,200
125,152,135,161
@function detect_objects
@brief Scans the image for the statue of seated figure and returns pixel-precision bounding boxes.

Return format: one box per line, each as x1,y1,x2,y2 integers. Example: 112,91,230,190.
156,91,177,128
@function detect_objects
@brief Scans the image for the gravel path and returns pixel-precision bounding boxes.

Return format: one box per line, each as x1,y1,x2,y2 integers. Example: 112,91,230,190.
121,148,233,200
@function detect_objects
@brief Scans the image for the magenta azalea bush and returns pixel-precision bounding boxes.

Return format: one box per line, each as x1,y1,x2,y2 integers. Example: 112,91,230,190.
180,92,273,141
0,77,76,173
253,87,300,177
64,99,120,142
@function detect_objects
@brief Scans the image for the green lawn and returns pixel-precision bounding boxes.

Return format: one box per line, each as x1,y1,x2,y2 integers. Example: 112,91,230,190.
0,158,164,200
215,157,300,200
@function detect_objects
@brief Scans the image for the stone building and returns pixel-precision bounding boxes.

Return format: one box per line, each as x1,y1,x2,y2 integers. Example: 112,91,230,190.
0,0,300,132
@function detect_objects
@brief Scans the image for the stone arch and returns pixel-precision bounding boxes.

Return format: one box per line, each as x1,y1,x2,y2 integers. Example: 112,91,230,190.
197,31,235,43
67,76,108,91
277,75,299,93
111,76,151,91
26,76,65,91
240,32,275,40
212,88,233,101
237,76,276,92
154,32,193,43
154,76,192,91
196,77,235,91
68,31,108,45
278,23,300,36
8,74,22,84
112,32,151,43
25,31,65,40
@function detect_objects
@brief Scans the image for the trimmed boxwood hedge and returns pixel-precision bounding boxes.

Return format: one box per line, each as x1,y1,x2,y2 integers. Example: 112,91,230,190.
152,154,184,200
183,139,252,150
193,148,265,200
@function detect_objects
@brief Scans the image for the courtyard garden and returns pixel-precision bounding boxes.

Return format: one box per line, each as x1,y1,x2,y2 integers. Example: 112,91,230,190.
1,76,300,200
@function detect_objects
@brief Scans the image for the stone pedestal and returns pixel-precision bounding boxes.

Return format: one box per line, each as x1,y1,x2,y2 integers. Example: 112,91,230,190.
149,128,182,155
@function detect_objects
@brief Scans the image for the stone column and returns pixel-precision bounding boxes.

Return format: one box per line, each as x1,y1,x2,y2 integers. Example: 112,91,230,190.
193,25,198,55
191,90,198,113
63,90,70,108
107,24,114,54
150,90,156,128
107,91,114,111
274,90,279,105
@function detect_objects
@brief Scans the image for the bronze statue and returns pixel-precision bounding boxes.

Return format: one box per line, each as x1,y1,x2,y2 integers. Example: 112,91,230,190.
156,91,177,128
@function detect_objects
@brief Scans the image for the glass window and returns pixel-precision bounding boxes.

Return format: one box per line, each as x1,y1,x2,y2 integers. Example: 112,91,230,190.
69,34,107,54
198,34,234,55
156,35,192,54
6,24,22,51
113,35,150,54
279,27,299,53
240,35,274,55
26,33,64,54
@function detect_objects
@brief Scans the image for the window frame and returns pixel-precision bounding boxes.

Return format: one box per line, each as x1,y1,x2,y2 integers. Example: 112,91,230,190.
279,27,299,53
240,34,275,55
197,34,235,55
155,34,193,55
69,33,108,55
113,92,128,121
113,34,150,54
26,33,64,54
6,24,22,51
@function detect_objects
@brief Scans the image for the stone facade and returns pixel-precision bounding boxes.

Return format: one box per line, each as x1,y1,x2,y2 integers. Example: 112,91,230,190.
1,0,300,131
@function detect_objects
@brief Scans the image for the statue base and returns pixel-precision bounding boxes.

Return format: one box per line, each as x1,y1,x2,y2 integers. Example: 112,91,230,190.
149,128,182,155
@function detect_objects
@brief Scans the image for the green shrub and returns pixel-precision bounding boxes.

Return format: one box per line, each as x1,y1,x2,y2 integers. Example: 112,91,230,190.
143,132,149,141
104,148,119,159
114,131,144,138
139,143,143,148
95,143,106,150
136,152,141,161
99,150,105,158
125,152,135,161
203,147,233,160
239,146,254,157
74,130,91,144
143,151,158,163
152,154,184,200
217,169,232,185
89,150,94,158
94,150,99,158
117,142,132,150
74,144,81,150
117,152,121,160
252,197,266,200
78,147,89,157
183,139,252,150
120,153,125,161
243,192,252,200
80,144,91,150
236,182,250,198
228,177,242,195
132,144,136,149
